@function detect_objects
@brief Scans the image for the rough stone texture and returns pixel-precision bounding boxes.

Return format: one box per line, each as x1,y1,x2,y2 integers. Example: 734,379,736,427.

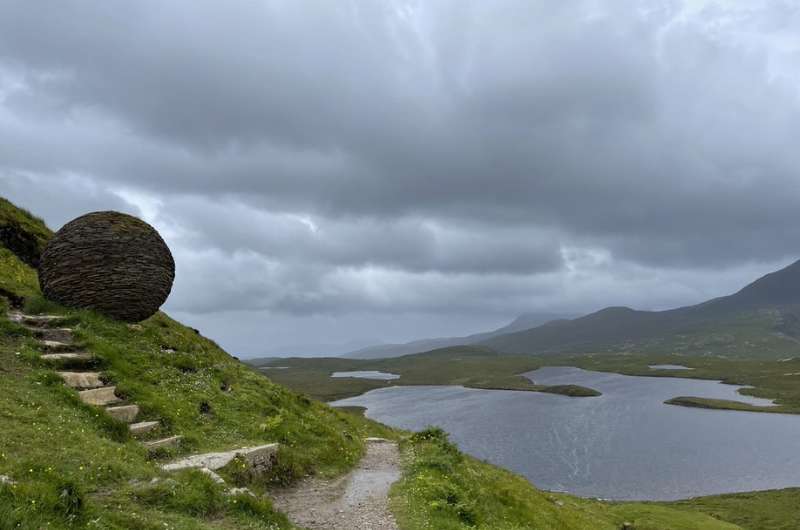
78,386,121,406
39,211,175,322
161,443,279,473
28,327,74,343
40,352,93,363
129,421,160,436
57,371,104,389
144,435,183,450
106,405,140,423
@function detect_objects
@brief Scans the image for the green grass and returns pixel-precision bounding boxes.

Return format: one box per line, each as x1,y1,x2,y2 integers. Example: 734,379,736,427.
252,348,600,401
671,489,800,530
665,396,780,413
610,310,800,359
0,295,397,528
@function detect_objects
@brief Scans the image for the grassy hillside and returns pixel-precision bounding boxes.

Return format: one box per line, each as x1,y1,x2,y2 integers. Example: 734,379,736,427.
481,261,800,359
0,201,393,528
0,197,790,529
252,347,600,401
346,312,574,359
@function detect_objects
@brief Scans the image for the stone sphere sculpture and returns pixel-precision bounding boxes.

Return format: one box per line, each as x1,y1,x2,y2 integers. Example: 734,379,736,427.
39,211,175,322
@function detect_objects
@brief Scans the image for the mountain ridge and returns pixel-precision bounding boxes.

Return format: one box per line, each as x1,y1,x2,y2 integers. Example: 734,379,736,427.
343,312,577,359
481,259,800,357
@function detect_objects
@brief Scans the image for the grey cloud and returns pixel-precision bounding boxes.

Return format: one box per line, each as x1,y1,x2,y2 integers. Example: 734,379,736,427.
1,1,799,351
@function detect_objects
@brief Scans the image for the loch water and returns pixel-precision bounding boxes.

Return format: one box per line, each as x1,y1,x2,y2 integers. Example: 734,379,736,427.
333,366,800,500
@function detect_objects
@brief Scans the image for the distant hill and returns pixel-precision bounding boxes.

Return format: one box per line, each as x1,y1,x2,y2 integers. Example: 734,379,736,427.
342,312,576,359
481,260,800,358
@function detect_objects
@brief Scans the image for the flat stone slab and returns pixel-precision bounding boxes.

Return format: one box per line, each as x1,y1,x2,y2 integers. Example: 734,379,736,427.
161,443,279,472
10,313,68,327
144,435,183,450
130,421,160,436
27,327,74,342
41,352,93,363
106,404,139,423
57,371,104,389
40,340,77,352
79,386,121,406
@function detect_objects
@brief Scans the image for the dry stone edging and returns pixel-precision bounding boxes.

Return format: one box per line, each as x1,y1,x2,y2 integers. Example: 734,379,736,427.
160,443,279,497
161,443,279,473
9,311,184,453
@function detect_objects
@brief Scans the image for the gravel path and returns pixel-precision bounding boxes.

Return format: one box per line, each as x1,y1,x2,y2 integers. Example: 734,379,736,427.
271,438,401,530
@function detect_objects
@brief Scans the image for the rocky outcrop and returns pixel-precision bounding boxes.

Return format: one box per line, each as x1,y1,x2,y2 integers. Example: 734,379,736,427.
0,221,44,268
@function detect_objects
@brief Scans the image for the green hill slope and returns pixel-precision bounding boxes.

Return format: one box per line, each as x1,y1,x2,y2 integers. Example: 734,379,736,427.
482,261,800,358
0,197,771,529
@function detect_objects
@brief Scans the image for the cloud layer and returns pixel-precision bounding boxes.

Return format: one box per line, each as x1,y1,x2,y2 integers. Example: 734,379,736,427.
1,0,798,354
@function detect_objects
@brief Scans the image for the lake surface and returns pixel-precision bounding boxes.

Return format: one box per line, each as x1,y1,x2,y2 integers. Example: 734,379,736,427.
331,370,400,380
333,366,800,500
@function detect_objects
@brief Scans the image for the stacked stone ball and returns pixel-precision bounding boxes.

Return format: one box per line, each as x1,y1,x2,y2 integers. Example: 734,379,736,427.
39,211,175,322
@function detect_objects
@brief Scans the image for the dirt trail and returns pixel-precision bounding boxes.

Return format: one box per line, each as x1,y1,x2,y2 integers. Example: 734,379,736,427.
271,438,401,530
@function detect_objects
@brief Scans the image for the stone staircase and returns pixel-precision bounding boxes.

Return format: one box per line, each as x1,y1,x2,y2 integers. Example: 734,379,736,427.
9,311,182,452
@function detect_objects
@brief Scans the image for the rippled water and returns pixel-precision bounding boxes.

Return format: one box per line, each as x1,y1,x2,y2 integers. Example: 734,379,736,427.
333,366,800,500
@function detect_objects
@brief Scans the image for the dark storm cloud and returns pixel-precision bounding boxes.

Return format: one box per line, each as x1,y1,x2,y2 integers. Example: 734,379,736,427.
1,0,799,351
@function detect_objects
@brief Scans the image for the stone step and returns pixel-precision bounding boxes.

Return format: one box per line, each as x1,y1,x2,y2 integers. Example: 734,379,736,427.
40,352,93,364
57,371,104,389
161,444,278,472
130,421,160,436
27,327,74,342
12,314,68,327
144,435,183,451
79,386,121,406
40,340,78,353
106,404,139,423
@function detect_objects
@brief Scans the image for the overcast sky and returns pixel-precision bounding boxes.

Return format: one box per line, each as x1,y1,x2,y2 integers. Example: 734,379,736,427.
1,1,799,357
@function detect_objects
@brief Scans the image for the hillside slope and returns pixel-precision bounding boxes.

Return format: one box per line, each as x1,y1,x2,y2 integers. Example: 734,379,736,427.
0,198,768,529
483,260,800,358
0,201,393,528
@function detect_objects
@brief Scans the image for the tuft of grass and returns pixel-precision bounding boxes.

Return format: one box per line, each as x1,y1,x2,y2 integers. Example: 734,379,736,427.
671,488,800,530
